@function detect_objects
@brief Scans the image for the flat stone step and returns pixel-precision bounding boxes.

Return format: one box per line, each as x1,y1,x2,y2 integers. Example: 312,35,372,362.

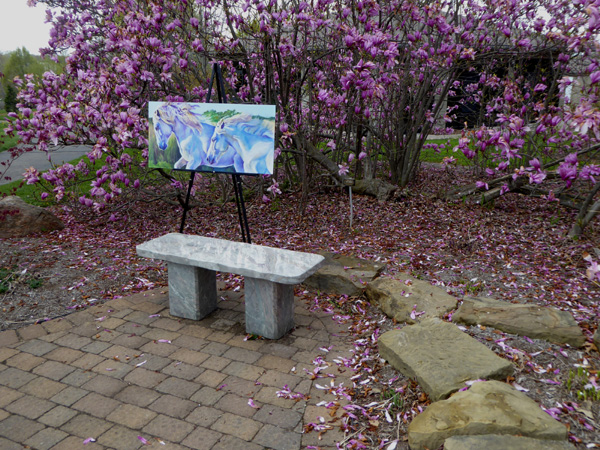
366,275,457,324
444,434,576,450
452,296,585,347
408,381,567,450
378,319,513,401
303,252,385,296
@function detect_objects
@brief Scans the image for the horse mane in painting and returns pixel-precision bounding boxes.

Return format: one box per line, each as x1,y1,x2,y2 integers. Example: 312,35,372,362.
152,103,215,170
154,103,205,134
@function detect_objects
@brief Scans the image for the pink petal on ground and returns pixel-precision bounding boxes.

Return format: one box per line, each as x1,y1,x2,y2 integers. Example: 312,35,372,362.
83,437,96,444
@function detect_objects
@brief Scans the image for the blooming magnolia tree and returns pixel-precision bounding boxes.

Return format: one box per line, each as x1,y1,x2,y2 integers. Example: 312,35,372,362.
2,0,599,237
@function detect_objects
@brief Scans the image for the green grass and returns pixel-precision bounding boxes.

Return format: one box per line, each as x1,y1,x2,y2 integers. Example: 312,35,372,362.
420,138,470,165
0,179,46,206
0,111,20,153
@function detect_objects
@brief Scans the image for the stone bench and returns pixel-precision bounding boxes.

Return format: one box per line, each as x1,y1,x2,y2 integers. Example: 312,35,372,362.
136,233,324,339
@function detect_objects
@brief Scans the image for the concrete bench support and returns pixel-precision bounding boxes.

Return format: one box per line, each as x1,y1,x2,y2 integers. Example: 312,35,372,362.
245,277,294,339
168,263,217,320
137,233,324,339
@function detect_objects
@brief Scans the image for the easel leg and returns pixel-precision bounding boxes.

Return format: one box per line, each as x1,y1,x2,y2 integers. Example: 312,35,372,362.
232,174,251,243
179,171,196,233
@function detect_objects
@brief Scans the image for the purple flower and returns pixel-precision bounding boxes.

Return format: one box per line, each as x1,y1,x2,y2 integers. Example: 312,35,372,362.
558,162,578,186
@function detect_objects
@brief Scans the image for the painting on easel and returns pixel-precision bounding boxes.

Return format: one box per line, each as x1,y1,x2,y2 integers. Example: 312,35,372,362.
148,102,276,175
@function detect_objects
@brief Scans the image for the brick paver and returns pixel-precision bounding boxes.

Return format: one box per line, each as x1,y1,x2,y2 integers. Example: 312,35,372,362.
149,394,197,419
181,426,222,449
142,414,195,442
5,394,55,419
38,405,78,427
72,392,121,418
0,367,37,388
5,351,46,371
115,385,161,407
0,286,353,449
0,414,45,441
211,412,262,441
106,404,157,429
253,424,303,450
20,377,66,399
81,373,127,396
24,427,68,450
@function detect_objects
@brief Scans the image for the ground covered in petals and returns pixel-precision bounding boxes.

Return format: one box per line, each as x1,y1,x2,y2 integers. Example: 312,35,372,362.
1,165,599,448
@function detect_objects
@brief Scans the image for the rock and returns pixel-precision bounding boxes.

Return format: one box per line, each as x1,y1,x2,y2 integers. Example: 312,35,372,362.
303,252,385,296
453,297,585,347
0,196,64,238
408,381,567,450
365,274,457,324
444,434,576,450
353,178,397,201
378,319,513,401
594,328,599,350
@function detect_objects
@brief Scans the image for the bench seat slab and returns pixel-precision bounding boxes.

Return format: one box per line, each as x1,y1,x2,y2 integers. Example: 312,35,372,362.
168,263,217,320
245,277,294,339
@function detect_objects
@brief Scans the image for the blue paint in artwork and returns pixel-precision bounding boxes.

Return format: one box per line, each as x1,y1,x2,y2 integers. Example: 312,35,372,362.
149,102,276,175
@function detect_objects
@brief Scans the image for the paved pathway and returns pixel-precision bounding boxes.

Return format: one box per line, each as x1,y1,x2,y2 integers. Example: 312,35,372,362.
0,284,353,449
0,145,91,185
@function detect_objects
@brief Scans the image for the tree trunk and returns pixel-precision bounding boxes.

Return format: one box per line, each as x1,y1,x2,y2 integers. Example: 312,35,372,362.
568,181,600,239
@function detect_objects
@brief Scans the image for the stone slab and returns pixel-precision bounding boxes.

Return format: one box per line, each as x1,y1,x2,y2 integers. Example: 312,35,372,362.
303,252,385,296
408,381,568,450
137,233,324,284
453,297,585,347
366,275,457,323
444,434,576,450
378,319,513,401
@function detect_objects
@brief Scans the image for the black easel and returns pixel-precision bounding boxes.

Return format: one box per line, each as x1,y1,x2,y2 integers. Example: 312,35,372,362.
179,63,252,244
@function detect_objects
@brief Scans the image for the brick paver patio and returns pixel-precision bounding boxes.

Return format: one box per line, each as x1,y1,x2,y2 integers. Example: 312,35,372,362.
0,283,354,449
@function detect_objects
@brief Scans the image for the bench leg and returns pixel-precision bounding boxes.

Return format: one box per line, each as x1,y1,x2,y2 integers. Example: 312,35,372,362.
244,277,294,339
167,263,217,320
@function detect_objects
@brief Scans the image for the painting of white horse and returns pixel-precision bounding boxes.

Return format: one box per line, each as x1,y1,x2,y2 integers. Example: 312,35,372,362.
148,101,276,175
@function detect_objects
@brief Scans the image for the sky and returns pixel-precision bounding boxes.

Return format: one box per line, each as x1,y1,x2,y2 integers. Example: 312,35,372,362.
0,0,54,54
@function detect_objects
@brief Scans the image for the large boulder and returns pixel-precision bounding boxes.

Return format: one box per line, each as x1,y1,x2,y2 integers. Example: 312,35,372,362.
444,434,576,450
453,297,585,347
302,252,385,296
408,381,568,450
365,274,457,324
378,318,513,401
0,196,64,238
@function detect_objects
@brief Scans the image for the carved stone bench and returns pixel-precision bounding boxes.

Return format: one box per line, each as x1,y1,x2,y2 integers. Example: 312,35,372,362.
136,233,324,339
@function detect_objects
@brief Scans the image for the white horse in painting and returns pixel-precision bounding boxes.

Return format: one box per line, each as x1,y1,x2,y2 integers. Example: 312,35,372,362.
205,114,275,174
152,103,215,170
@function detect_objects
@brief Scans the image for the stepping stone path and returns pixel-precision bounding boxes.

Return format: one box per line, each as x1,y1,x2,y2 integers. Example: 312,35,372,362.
365,275,457,324
373,275,581,450
378,318,513,401
303,253,385,296
453,296,585,347
444,434,577,450
407,381,568,450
